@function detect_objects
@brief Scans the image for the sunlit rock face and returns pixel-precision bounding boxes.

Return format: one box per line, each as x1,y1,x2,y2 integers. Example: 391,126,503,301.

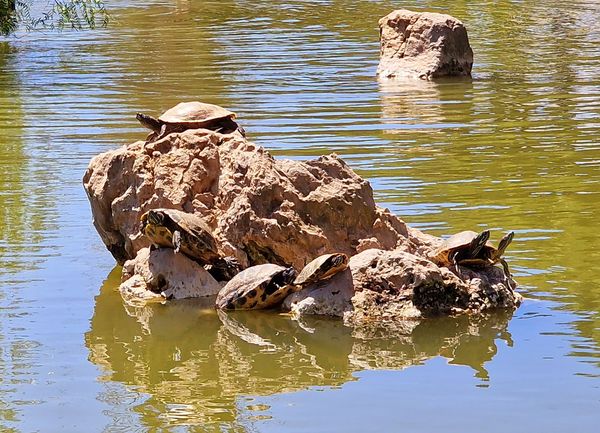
377,9,473,80
83,129,424,270
120,247,222,302
84,122,520,318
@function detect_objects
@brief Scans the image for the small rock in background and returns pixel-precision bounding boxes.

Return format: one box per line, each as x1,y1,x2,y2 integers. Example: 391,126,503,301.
377,9,473,80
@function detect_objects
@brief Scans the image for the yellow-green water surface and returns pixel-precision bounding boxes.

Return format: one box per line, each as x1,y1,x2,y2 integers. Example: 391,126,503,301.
1,1,599,431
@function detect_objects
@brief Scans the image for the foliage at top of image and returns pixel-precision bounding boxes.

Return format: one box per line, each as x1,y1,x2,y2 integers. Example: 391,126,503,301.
1,0,109,36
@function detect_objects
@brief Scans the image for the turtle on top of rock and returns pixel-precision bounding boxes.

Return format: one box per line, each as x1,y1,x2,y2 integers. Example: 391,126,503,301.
294,253,349,286
216,264,297,310
136,101,245,143
86,100,522,318
215,253,350,310
139,208,240,281
432,229,515,281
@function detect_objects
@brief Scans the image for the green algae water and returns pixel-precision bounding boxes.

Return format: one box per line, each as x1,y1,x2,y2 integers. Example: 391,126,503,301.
1,0,599,431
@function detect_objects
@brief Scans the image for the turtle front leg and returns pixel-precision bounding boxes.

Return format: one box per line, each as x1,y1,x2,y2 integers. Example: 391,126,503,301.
451,251,462,277
236,124,247,137
172,230,182,254
500,258,514,289
156,123,168,141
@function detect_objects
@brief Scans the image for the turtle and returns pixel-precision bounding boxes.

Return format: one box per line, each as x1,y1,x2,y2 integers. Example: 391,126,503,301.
215,264,297,310
139,208,240,281
433,230,491,269
136,101,244,143
459,231,515,278
294,253,349,286
433,229,515,280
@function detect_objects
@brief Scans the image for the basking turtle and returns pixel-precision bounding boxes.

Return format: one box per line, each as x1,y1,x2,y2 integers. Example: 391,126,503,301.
459,231,515,278
433,230,490,269
294,253,349,286
139,208,240,281
216,264,297,310
433,229,514,279
136,101,244,142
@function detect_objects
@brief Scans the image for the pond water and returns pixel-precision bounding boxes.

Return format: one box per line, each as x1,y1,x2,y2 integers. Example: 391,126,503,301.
1,0,599,431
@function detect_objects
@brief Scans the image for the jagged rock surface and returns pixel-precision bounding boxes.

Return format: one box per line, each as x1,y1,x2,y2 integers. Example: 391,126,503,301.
83,129,428,270
283,268,355,318
377,9,473,80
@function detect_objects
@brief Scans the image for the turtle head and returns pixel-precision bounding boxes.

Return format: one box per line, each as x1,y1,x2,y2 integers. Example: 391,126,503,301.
329,253,349,270
275,267,297,287
146,210,166,226
139,212,149,233
136,112,163,133
497,231,514,256
470,230,491,257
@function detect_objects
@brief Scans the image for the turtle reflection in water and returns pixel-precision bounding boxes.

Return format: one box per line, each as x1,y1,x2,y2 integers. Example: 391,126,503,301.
136,101,245,143
433,229,515,282
139,208,240,281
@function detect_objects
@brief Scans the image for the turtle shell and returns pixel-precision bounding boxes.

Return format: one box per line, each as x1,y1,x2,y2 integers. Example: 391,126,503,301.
140,208,219,264
158,101,236,127
294,253,349,286
216,264,297,310
433,230,489,266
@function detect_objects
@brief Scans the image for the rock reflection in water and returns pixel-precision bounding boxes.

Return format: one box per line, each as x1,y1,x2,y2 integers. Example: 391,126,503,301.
86,271,515,429
377,77,477,136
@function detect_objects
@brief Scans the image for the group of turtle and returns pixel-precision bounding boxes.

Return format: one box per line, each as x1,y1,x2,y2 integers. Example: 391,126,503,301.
139,208,516,310
134,103,353,310
432,229,515,285
139,208,349,310
135,102,516,308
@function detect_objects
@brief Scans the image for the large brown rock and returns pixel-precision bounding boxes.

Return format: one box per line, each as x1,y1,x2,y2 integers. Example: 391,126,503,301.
83,129,426,270
84,124,520,318
377,9,473,80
